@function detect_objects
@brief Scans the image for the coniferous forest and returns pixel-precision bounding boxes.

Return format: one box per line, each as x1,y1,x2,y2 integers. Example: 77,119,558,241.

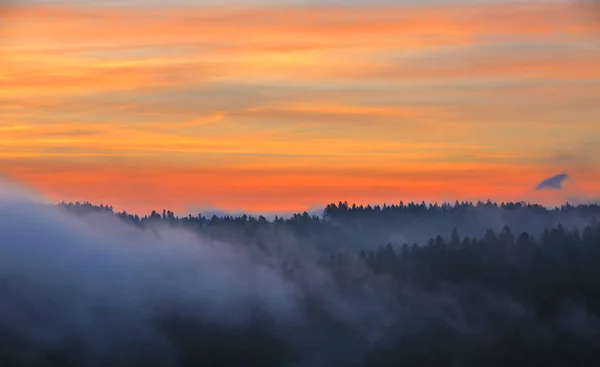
1,199,600,366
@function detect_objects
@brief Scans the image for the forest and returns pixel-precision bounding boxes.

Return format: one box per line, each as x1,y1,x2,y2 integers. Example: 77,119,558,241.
1,199,600,366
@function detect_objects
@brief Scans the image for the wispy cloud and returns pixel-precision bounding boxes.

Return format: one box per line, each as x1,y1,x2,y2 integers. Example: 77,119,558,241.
1,1,599,210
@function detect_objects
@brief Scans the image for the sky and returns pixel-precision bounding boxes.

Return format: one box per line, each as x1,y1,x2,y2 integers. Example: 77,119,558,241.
1,0,599,215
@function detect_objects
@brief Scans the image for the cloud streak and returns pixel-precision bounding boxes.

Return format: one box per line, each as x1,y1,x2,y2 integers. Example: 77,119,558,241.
1,1,599,210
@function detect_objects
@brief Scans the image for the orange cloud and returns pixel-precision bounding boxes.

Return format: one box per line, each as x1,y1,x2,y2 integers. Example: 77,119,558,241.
4,3,595,43
1,2,599,212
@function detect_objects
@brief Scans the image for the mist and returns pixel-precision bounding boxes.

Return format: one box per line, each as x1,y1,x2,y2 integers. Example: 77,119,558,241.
0,185,292,365
0,181,398,366
2,180,600,366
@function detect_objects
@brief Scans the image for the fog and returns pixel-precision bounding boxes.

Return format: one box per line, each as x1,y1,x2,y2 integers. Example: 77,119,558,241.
2,180,600,366
0,181,394,366
0,187,287,364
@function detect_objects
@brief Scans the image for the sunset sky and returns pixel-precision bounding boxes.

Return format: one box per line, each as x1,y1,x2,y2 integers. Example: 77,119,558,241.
1,0,599,215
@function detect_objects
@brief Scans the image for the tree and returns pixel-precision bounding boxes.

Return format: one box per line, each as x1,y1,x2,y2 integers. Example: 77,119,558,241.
449,227,461,250
483,228,499,247
499,225,515,246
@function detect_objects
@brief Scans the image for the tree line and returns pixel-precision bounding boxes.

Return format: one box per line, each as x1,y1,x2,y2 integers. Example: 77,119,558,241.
46,200,600,366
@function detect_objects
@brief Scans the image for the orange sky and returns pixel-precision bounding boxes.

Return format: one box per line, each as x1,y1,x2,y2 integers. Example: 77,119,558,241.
1,1,599,215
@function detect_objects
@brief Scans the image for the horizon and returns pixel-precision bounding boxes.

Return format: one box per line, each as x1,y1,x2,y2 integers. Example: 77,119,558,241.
54,197,600,219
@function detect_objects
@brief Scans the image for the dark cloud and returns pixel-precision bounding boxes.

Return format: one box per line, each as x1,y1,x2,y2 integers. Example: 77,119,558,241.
536,173,569,191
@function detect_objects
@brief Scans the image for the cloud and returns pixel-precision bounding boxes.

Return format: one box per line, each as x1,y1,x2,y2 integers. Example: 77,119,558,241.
536,173,569,190
2,1,599,212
